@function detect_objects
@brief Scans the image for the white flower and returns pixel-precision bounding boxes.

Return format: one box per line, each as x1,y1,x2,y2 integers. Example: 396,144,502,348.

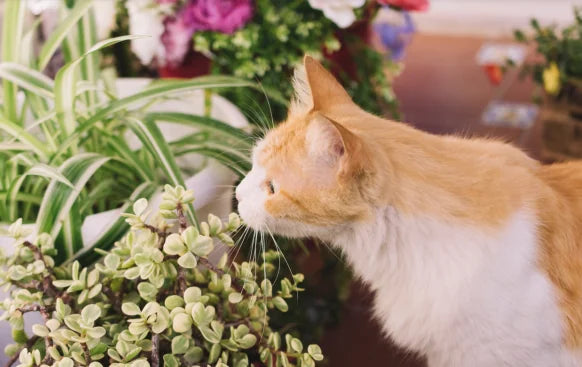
93,0,117,40
126,0,167,65
308,0,366,28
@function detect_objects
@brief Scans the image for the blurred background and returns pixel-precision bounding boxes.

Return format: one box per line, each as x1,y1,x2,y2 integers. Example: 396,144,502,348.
1,0,581,366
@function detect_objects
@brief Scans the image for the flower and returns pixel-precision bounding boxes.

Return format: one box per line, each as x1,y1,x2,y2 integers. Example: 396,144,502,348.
308,0,366,28
375,11,415,60
93,0,117,39
161,14,197,66
183,0,254,34
378,0,429,12
543,62,561,95
126,0,167,65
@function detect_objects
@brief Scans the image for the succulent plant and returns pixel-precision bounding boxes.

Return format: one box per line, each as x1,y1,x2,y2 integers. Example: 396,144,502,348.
0,186,323,367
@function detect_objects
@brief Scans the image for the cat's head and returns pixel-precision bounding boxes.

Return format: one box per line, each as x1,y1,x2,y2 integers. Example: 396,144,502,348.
235,56,382,239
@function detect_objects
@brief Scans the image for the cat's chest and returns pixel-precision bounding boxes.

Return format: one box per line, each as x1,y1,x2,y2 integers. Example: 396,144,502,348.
332,208,557,353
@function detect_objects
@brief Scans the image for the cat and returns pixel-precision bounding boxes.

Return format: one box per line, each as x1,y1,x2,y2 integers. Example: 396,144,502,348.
235,56,582,367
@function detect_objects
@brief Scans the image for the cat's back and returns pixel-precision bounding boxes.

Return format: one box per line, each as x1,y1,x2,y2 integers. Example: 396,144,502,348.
537,160,582,348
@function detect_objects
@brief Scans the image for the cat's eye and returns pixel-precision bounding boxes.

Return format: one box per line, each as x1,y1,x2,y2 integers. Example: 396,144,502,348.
266,180,276,195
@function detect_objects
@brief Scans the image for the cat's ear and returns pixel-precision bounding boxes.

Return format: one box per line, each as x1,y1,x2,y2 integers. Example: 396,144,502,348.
290,55,353,115
306,113,361,175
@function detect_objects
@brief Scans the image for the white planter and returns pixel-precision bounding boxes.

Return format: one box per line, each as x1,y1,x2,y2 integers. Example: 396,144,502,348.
0,79,248,359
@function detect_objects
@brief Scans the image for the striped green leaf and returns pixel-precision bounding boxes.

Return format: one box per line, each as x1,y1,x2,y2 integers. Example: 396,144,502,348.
56,76,258,157
146,112,253,148
6,163,74,221
38,0,94,71
172,144,251,177
128,117,198,226
36,153,110,261
0,63,55,99
54,35,145,141
1,0,25,122
0,115,51,161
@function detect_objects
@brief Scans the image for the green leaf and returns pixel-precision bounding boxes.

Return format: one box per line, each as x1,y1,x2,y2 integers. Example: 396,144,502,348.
290,338,303,354
0,115,51,160
183,346,203,364
71,182,157,266
172,312,193,333
0,63,54,98
60,76,259,159
191,235,214,257
171,335,190,355
238,334,257,349
228,293,243,304
208,342,221,363
307,345,324,361
146,112,253,148
38,0,93,71
81,304,101,325
121,302,141,316
128,116,198,226
36,153,110,261
183,287,202,304
54,35,145,142
163,354,180,367
191,303,215,326
163,233,186,256
177,252,198,269
1,0,25,122
164,295,185,310
26,164,74,188
272,296,288,312
137,282,158,301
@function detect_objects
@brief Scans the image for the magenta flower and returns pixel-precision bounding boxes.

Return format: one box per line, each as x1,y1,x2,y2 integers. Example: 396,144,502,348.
160,0,253,66
184,0,254,34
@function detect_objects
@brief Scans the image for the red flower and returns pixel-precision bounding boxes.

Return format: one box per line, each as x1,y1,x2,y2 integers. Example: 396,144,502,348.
378,0,429,11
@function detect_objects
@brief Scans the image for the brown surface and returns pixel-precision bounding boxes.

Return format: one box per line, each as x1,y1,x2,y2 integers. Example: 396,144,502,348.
319,34,540,366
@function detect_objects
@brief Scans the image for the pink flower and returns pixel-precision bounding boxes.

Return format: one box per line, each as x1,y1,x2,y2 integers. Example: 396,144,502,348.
378,0,429,11
160,0,253,66
161,14,197,66
184,0,253,34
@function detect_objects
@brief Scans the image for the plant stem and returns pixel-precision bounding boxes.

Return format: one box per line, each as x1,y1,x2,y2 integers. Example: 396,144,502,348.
176,203,188,231
82,343,91,364
22,241,57,297
151,333,160,367
5,336,40,367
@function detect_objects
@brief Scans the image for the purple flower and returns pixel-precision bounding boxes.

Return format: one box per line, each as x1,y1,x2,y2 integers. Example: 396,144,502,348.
184,0,253,34
160,0,253,66
375,11,415,61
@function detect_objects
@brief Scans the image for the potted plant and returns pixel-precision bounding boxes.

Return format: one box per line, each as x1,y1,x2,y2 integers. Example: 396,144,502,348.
98,0,429,120
513,7,582,160
0,0,281,265
0,185,324,367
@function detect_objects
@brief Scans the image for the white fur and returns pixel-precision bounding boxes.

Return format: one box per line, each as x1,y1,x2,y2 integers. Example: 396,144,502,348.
236,161,582,367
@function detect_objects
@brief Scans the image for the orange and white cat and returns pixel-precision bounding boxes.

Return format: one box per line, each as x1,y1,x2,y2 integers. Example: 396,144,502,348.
235,56,582,366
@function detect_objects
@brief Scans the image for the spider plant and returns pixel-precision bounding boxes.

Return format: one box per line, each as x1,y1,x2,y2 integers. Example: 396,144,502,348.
0,0,279,264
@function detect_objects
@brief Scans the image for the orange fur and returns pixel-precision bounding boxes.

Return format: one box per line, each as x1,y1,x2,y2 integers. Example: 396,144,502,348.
258,56,582,346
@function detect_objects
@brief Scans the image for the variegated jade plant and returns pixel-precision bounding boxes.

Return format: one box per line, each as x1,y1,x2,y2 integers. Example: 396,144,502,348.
0,186,323,367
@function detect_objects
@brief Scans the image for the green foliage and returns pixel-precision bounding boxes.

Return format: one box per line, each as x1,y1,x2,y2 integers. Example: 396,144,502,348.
193,0,399,120
513,7,582,98
0,186,323,367
0,0,269,262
